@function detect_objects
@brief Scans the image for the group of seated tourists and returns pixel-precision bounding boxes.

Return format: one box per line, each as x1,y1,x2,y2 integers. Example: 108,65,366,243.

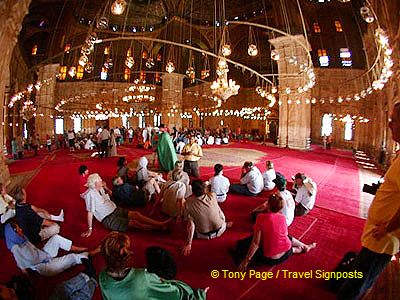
0,152,319,300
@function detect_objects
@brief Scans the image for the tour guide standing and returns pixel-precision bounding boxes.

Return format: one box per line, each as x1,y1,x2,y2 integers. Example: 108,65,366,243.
338,101,400,299
182,136,203,178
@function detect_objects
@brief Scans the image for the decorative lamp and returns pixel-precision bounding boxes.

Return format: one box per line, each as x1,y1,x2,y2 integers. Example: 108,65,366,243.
248,44,258,56
166,61,175,73
111,0,127,15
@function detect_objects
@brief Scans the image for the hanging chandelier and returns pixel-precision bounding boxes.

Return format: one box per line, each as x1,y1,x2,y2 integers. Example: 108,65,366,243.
125,56,135,68
146,58,155,69
210,24,240,102
211,73,240,101
21,100,37,121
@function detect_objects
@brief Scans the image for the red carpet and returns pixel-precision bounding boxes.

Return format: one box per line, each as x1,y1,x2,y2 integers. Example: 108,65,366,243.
0,143,365,299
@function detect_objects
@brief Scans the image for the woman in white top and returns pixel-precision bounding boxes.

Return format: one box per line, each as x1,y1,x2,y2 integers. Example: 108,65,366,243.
262,161,276,191
209,164,230,203
136,156,163,200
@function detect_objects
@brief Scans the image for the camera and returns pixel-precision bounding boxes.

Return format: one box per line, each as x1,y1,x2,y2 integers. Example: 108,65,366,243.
362,177,384,195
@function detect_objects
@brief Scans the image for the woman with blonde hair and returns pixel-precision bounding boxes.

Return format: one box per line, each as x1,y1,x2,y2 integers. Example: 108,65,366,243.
99,232,208,300
262,160,276,191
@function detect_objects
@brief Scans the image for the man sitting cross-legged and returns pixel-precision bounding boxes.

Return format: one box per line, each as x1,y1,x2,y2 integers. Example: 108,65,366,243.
81,173,171,237
229,161,264,196
292,173,317,216
208,163,230,203
15,186,64,244
182,179,233,256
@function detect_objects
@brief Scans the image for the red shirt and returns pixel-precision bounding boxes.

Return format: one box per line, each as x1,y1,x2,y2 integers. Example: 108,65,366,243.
255,212,291,258
79,174,88,195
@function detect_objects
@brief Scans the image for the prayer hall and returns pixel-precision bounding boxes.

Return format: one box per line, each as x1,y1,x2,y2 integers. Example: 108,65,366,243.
0,0,400,299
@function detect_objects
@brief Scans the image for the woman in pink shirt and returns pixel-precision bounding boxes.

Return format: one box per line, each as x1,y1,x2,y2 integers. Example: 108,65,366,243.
232,194,316,271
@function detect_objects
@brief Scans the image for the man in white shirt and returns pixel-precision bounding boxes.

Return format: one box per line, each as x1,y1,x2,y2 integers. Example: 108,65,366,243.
209,164,230,202
229,162,264,196
293,173,317,216
81,173,171,237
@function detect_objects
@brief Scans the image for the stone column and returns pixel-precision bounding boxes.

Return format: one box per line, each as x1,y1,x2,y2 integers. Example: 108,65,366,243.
269,35,312,150
161,73,184,130
0,0,32,185
35,64,59,142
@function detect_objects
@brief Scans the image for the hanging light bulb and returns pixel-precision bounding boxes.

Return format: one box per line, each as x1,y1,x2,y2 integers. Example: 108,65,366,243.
221,44,231,57
271,49,280,61
64,43,71,53
111,0,127,15
85,32,97,48
145,58,155,69
360,6,374,23
104,58,113,69
78,55,88,67
201,69,210,79
68,66,76,78
97,16,109,29
271,86,278,94
82,47,90,56
166,61,175,73
125,56,135,68
248,44,258,56
186,67,196,83
84,62,93,73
